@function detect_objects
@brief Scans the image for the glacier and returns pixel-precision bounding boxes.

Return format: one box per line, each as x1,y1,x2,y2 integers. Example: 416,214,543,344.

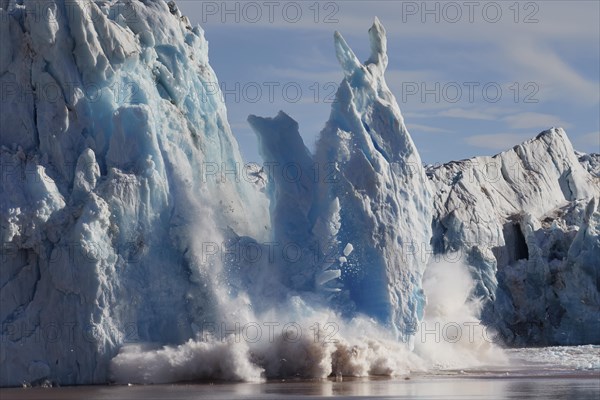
0,0,598,387
0,0,269,386
428,129,600,346
248,18,432,343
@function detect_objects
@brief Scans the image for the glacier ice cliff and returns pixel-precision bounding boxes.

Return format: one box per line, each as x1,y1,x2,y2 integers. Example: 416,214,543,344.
248,18,432,342
428,128,600,346
0,0,598,388
0,0,268,386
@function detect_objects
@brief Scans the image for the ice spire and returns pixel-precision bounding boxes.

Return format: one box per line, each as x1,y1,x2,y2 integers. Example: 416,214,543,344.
317,18,433,342
334,31,362,78
366,17,388,71
251,19,433,342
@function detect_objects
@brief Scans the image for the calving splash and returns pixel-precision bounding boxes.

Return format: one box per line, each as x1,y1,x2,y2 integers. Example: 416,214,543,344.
111,11,500,383
1,0,598,387
110,256,505,383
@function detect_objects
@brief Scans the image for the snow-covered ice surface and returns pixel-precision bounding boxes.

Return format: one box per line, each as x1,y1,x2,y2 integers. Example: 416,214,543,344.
428,129,600,346
0,0,598,388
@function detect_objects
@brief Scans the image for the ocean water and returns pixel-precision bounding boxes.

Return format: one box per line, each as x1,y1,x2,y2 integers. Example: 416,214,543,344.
2,347,599,400
1,374,598,400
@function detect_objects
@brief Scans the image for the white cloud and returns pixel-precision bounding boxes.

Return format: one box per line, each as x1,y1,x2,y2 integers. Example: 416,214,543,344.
407,123,451,134
259,66,342,83
503,112,571,130
573,131,600,151
385,69,442,88
405,106,515,121
465,133,533,151
437,107,497,121
502,40,599,105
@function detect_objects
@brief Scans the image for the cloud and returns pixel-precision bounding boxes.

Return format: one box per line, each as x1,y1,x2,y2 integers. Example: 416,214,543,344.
258,66,342,83
405,106,516,121
465,133,533,151
407,123,451,134
503,40,599,105
437,107,497,121
503,112,571,130
385,69,442,87
573,131,600,151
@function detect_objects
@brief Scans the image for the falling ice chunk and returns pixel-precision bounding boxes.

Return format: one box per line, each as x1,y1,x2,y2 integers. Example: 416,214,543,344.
343,243,354,257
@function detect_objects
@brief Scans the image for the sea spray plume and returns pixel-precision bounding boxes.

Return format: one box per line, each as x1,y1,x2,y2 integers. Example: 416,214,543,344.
111,287,505,384
415,255,507,368
109,299,422,383
109,337,264,384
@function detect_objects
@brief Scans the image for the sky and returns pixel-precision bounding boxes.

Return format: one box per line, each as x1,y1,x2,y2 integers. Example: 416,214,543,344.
176,0,600,165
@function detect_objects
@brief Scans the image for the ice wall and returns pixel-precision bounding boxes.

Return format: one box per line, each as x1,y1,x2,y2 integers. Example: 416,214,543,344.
428,128,600,345
0,0,267,386
249,19,433,342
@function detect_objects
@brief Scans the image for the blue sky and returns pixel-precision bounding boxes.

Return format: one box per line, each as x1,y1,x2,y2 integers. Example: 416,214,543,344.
176,0,600,164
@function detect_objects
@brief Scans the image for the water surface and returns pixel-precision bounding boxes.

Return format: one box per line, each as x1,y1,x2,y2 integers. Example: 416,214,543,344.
2,372,599,400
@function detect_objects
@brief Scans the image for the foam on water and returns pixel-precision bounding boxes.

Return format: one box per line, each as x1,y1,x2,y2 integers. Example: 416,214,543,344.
507,346,600,371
